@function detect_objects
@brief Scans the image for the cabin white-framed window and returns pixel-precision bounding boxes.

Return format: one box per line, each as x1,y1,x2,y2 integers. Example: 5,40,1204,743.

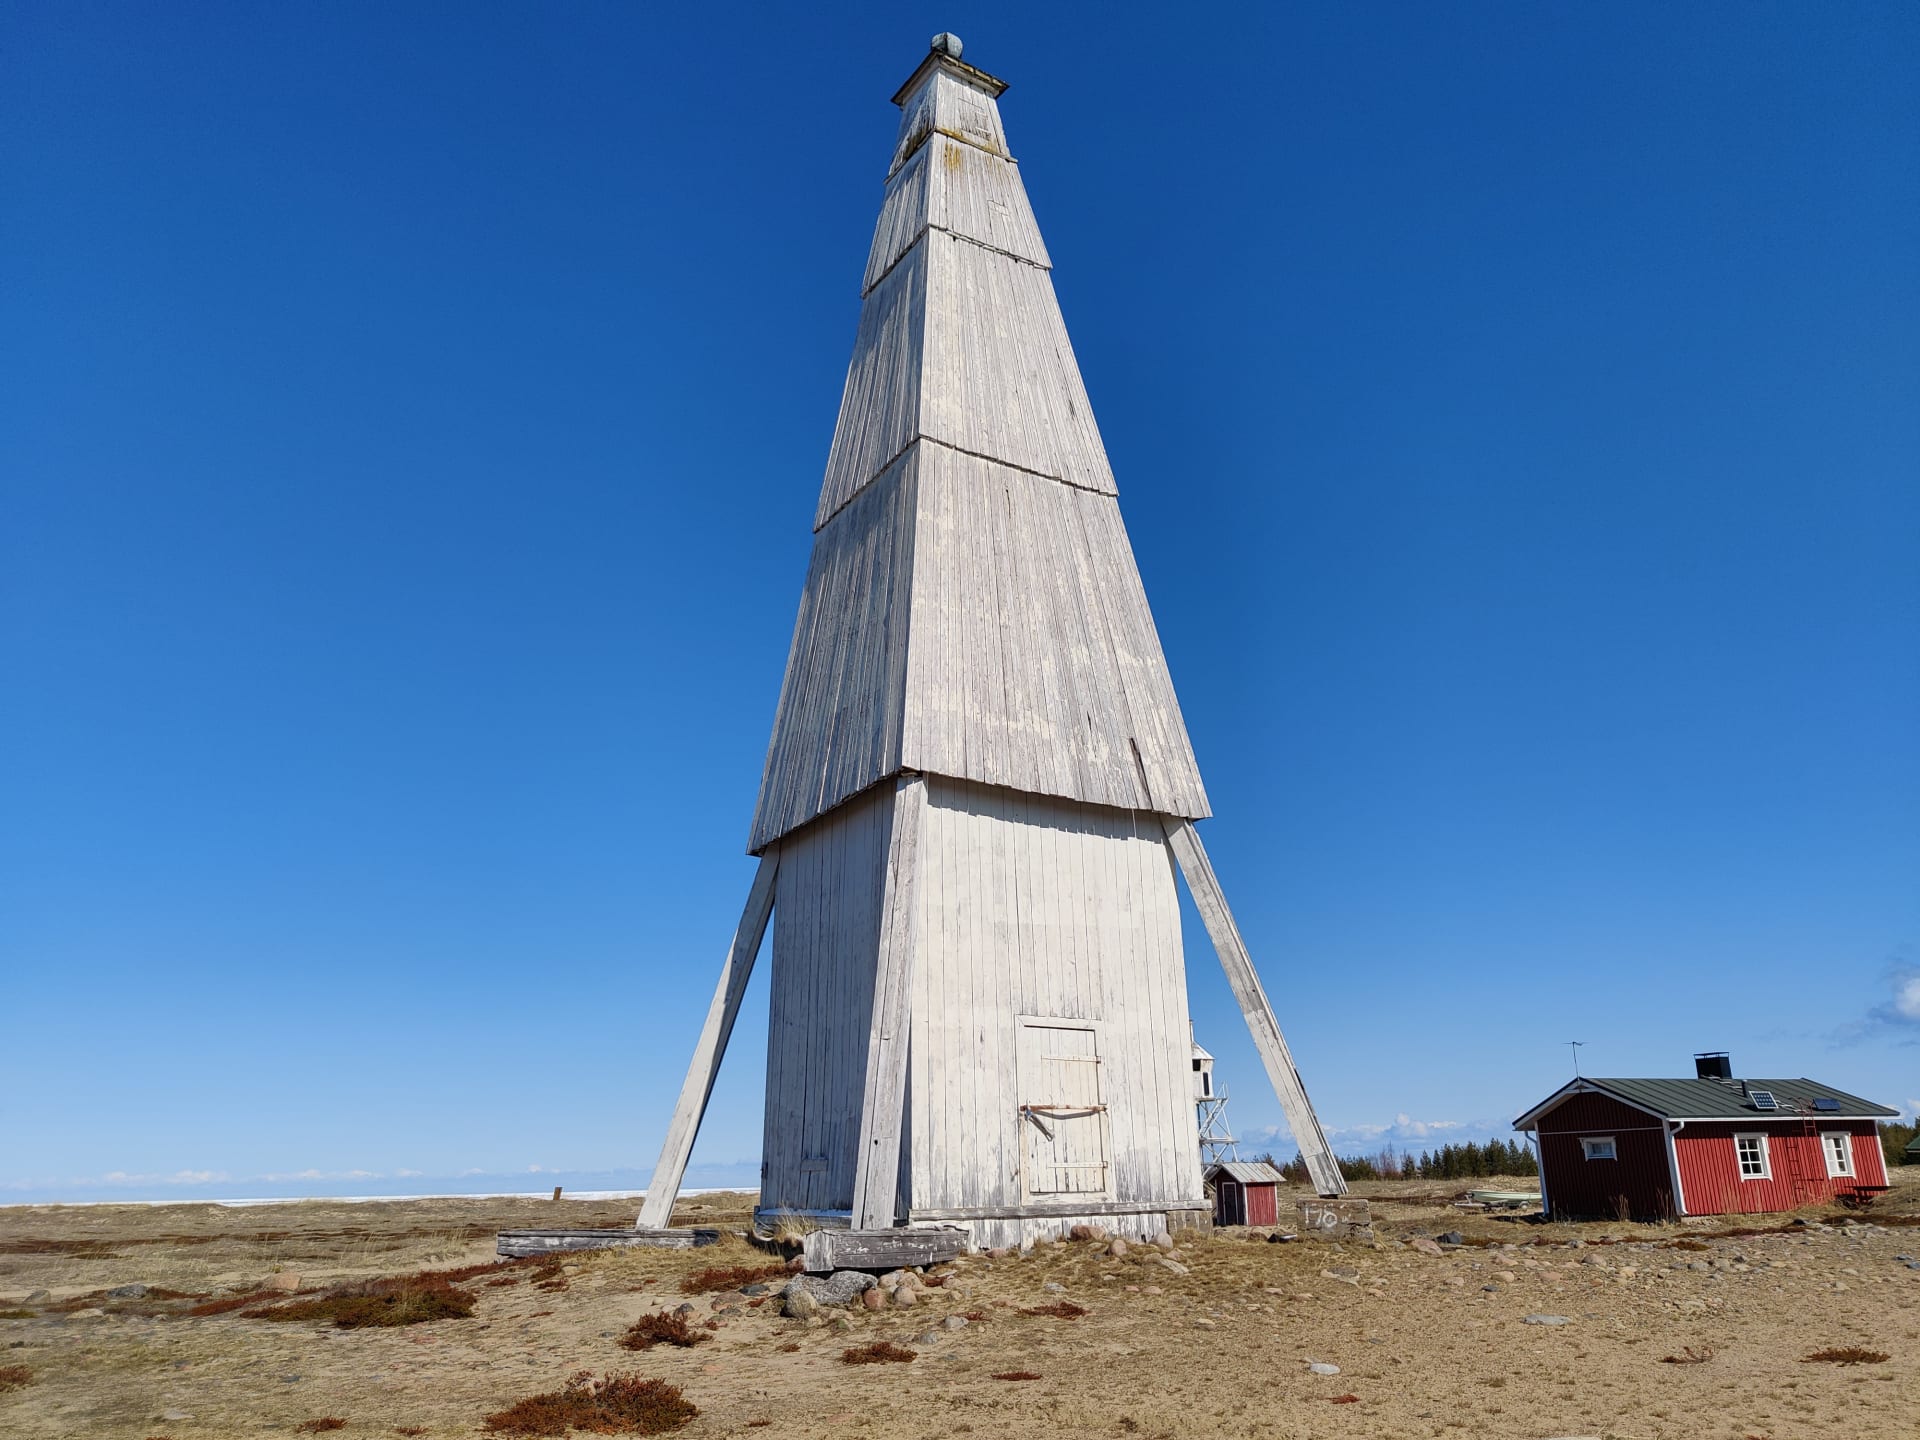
1579,1136,1617,1161
1015,1015,1114,1203
1819,1131,1854,1178
1734,1132,1771,1180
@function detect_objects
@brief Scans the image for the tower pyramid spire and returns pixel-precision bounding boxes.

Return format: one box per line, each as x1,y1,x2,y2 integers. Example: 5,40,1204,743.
750,38,1209,853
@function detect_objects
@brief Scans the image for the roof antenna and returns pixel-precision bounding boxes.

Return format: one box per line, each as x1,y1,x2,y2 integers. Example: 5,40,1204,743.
1567,1040,1584,1076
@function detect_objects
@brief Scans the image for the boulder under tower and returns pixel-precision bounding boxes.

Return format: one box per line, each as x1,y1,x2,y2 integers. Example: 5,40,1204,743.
640,35,1345,1255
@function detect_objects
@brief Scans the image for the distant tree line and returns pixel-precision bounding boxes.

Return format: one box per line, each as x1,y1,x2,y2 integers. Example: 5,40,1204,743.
1882,1120,1917,1166
1266,1139,1539,1184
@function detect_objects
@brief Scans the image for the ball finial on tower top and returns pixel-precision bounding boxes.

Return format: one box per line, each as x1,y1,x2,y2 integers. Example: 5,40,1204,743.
930,32,963,60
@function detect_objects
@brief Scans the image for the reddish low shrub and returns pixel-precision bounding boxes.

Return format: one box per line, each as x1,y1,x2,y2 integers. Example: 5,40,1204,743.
482,1370,697,1435
252,1274,475,1328
991,1371,1042,1381
0,1366,33,1393
294,1420,347,1434
1017,1301,1087,1319
678,1265,786,1295
1803,1348,1889,1365
618,1312,709,1351
840,1342,915,1365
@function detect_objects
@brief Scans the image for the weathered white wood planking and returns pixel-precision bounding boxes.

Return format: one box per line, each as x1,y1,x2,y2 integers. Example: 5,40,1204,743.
636,854,779,1230
801,1225,968,1274
748,461,915,854
864,134,1050,296
1162,818,1346,1198
848,776,927,1229
819,232,1117,529
903,449,1208,822
905,779,1202,1222
815,248,929,529
498,1229,719,1258
752,447,1209,852
760,785,894,1214
890,60,1010,175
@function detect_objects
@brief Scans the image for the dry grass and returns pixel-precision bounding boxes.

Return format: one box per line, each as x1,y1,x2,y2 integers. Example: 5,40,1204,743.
252,1273,476,1328
481,1370,697,1435
394,1430,427,1437
617,1312,710,1351
764,1210,817,1247
1329,1394,1361,1404
0,1365,34,1393
1018,1300,1088,1319
840,1341,916,1365
991,1371,1042,1381
294,1421,347,1434
677,1264,786,1295
1802,1347,1890,1365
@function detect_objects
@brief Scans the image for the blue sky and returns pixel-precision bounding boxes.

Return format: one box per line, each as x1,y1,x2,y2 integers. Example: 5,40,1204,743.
4,2,1916,1203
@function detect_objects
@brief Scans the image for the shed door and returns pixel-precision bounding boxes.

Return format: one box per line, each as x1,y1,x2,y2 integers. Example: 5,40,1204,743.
1018,1021,1111,1199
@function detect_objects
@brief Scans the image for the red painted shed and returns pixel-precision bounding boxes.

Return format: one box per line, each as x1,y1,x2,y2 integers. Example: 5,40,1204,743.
1206,1160,1284,1227
1515,1061,1897,1221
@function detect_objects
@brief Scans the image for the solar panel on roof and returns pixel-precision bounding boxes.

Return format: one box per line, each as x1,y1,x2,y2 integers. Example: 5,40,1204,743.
1749,1090,1778,1110
1813,1097,1840,1112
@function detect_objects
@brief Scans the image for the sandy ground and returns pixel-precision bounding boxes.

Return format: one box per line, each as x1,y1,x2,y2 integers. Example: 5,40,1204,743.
2,1174,1916,1439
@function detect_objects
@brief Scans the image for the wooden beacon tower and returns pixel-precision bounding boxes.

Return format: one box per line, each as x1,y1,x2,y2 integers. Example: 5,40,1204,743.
638,34,1345,1261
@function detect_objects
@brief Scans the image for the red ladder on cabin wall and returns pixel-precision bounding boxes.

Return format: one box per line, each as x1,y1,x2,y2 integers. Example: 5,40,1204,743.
1781,1109,1821,1205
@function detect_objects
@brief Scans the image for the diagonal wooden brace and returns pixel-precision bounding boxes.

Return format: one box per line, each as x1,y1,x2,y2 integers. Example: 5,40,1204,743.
637,852,780,1230
1162,818,1346,1198
848,775,927,1230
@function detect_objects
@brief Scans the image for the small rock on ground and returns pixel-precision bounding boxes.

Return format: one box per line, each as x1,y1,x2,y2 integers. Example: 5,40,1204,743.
1523,1314,1570,1326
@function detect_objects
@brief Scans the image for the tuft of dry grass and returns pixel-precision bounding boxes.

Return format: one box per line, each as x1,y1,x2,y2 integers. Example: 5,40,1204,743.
0,1365,34,1393
618,1312,710,1351
252,1273,476,1328
840,1341,915,1365
765,1210,817,1247
1662,1346,1714,1365
394,1430,427,1437
1802,1347,1890,1365
1329,1394,1361,1404
294,1420,348,1434
1018,1300,1088,1319
1670,1239,1710,1252
991,1371,1042,1381
0,1309,35,1319
482,1370,697,1435
678,1264,786,1295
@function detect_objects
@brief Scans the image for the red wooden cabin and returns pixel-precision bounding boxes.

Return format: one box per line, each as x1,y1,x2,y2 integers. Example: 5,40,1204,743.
1206,1160,1284,1227
1515,1055,1896,1220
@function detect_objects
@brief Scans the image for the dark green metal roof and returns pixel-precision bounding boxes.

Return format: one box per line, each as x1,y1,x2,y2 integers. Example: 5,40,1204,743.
1582,1077,1897,1120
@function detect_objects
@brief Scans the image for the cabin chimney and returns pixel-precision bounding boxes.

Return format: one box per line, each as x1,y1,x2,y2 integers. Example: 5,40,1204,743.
1694,1051,1732,1081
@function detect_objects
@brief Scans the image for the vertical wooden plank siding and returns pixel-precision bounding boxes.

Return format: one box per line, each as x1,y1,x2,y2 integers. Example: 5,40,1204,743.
906,778,1202,1220
1531,1092,1677,1220
849,776,928,1229
1673,1121,1885,1216
636,854,779,1230
760,787,896,1213
1246,1183,1280,1228
1162,819,1346,1198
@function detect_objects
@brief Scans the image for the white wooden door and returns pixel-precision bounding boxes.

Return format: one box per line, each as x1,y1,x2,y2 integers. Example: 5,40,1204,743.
1018,1021,1111,1199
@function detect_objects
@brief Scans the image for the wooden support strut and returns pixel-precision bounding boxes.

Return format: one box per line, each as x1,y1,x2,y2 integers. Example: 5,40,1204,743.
636,852,780,1231
1161,818,1347,1198
848,774,927,1230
